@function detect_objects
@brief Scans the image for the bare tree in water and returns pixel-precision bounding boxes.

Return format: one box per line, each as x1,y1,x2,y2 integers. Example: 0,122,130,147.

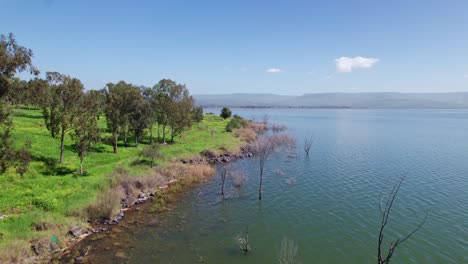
278,237,299,264
236,226,251,254
252,133,295,200
303,137,312,155
378,178,428,264
220,164,227,196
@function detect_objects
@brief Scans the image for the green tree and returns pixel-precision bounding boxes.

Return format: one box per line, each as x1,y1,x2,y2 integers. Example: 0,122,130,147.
72,92,101,174
0,103,13,173
129,96,151,147
220,107,232,119
192,106,204,123
167,83,194,142
102,81,141,153
0,33,39,97
15,140,32,176
140,143,160,168
141,86,159,143
153,79,175,144
0,33,38,172
42,72,84,163
26,78,49,108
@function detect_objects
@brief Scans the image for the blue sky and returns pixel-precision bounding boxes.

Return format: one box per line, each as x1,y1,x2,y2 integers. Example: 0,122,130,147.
2,0,468,95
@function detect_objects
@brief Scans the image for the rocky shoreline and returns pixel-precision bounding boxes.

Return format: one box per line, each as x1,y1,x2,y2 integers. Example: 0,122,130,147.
53,144,254,262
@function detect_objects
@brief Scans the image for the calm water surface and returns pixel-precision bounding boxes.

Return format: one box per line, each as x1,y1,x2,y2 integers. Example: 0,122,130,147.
92,109,468,263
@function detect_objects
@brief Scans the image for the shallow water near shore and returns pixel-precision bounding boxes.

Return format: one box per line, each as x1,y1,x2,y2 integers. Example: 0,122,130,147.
80,109,468,263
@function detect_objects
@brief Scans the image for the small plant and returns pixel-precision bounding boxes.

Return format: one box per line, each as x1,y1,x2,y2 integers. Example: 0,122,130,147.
15,140,32,176
278,237,299,264
236,226,251,254
139,143,160,168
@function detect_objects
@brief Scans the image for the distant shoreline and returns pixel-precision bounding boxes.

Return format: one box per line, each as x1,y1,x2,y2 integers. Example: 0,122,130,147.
202,106,468,110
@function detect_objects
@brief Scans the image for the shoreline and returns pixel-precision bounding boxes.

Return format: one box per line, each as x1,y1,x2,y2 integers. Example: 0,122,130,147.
51,144,254,263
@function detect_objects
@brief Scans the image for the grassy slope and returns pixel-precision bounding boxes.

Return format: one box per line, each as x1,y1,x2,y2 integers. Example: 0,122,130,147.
0,107,241,257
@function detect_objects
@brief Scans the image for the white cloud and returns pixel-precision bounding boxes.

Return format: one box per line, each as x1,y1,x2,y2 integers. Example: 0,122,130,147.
266,68,283,73
335,56,379,73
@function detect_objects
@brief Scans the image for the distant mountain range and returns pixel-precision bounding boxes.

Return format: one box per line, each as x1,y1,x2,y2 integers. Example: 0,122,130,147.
194,92,468,109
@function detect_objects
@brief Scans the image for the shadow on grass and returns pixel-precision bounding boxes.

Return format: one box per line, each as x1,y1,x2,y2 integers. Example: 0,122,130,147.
130,158,151,167
33,155,75,176
12,111,43,119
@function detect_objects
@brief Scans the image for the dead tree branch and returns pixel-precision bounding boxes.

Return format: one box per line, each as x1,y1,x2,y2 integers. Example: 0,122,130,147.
378,178,428,264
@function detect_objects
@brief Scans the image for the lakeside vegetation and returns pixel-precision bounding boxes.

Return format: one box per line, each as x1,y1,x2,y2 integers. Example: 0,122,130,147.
0,106,244,261
0,33,259,262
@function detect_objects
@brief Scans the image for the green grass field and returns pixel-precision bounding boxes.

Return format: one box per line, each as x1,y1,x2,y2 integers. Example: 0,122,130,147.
0,107,242,259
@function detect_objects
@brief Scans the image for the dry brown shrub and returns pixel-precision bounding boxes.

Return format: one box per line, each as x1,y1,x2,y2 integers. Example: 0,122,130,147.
157,163,215,181
234,128,257,143
106,166,130,187
247,122,268,133
230,169,247,188
271,123,288,132
86,187,124,220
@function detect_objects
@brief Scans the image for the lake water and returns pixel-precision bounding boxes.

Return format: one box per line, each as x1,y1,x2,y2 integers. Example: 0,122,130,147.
85,109,468,263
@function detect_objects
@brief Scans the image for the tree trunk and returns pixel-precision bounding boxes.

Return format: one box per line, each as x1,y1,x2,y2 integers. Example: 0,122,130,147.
135,134,138,147
59,128,65,164
259,166,264,200
171,127,175,142
162,125,166,144
157,124,160,143
79,152,83,175
222,179,225,196
123,130,127,147
150,125,154,144
150,157,154,168
113,131,118,154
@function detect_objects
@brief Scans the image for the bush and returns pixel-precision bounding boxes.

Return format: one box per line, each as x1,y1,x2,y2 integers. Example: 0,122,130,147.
86,187,124,220
234,128,257,143
157,163,215,182
226,115,248,132
201,149,216,159
220,107,232,119
192,106,204,122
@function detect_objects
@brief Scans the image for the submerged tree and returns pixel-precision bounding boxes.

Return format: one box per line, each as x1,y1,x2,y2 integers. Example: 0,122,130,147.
303,137,312,155
252,133,295,200
236,226,251,254
377,178,428,264
220,164,227,196
278,237,299,264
